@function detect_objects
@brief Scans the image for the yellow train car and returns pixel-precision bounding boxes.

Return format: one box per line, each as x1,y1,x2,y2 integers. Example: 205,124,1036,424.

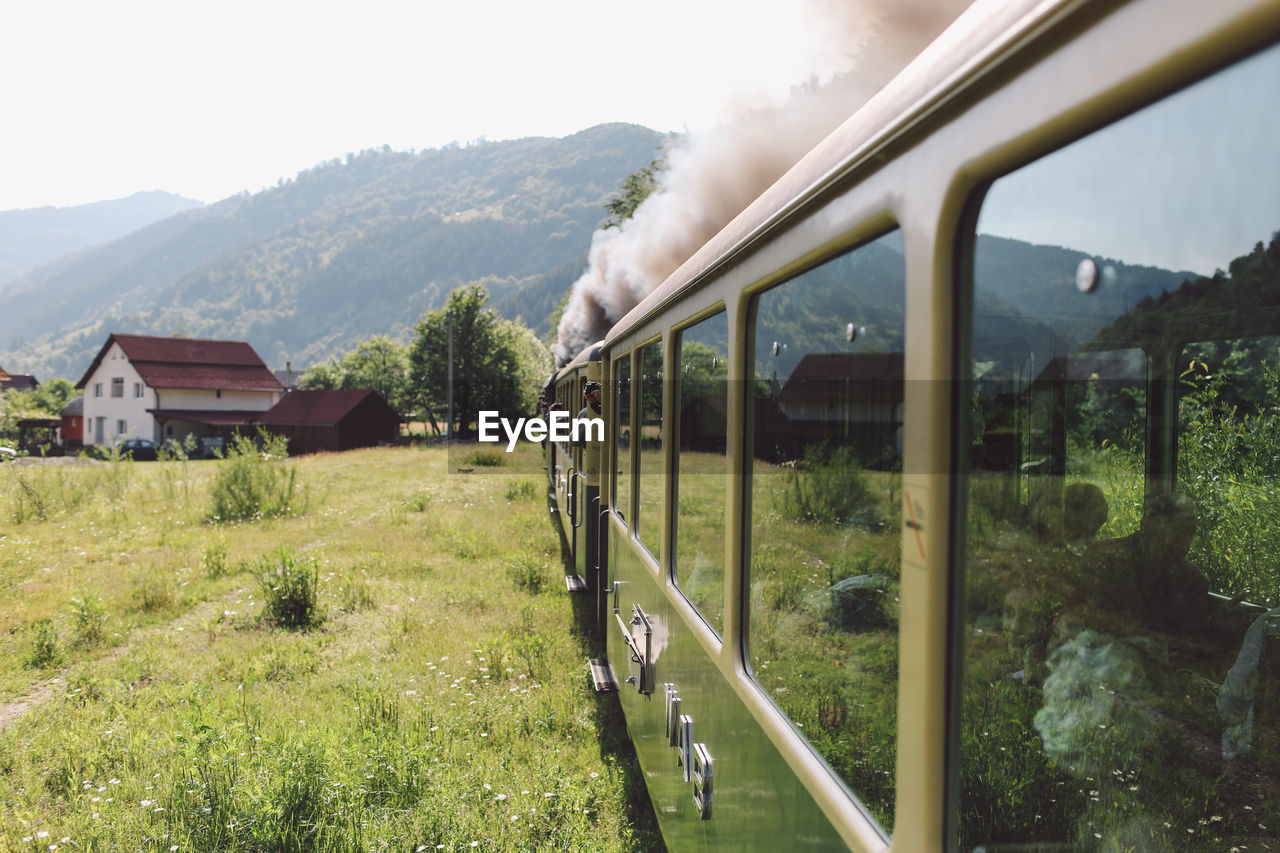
552,0,1280,847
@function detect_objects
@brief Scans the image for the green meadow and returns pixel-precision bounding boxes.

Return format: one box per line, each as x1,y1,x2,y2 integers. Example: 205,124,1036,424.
0,445,662,852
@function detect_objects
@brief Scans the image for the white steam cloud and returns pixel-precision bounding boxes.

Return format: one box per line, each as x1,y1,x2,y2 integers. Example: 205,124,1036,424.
553,0,972,364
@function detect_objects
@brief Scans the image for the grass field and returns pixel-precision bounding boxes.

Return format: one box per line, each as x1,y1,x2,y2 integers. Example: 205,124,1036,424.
0,444,663,852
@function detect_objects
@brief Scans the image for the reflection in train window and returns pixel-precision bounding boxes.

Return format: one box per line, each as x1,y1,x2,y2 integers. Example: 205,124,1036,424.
748,229,904,833
637,341,664,561
613,352,631,524
675,311,728,636
960,42,1280,851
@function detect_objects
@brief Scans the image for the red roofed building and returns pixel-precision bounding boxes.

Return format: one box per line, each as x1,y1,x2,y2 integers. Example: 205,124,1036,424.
75,333,285,451
253,389,400,455
0,364,39,393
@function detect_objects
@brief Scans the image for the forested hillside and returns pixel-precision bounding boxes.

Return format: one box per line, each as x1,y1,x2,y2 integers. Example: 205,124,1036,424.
0,124,663,379
0,191,202,285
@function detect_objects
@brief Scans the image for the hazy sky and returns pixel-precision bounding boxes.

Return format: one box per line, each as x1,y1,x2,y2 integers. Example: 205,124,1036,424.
0,1,835,211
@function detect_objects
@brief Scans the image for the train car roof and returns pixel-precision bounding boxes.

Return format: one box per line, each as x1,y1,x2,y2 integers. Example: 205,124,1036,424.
604,0,1056,345
556,341,604,381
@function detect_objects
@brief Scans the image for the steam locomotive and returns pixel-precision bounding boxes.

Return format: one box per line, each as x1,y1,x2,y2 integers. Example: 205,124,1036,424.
547,0,1280,848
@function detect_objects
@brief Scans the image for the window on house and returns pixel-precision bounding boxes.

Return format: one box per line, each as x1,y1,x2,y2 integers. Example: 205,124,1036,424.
134,382,144,398
93,383,102,398
111,378,124,398
116,419,127,435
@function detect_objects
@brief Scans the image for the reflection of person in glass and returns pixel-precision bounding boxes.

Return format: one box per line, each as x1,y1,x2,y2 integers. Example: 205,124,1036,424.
1034,493,1219,776
1070,491,1209,630
1129,493,1209,626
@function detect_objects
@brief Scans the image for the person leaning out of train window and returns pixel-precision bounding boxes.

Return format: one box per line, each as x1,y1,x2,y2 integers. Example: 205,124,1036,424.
577,381,603,485
579,381,602,420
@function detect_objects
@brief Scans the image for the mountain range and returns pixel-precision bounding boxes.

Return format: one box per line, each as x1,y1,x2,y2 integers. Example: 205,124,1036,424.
0,123,665,380
0,191,203,285
0,120,1207,388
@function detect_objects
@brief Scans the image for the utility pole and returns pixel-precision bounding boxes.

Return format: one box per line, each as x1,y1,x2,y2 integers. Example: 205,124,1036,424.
447,316,454,443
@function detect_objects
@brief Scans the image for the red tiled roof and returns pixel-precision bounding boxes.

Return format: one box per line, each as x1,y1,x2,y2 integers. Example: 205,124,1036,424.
1,374,38,392
777,352,904,405
255,390,390,426
76,333,285,392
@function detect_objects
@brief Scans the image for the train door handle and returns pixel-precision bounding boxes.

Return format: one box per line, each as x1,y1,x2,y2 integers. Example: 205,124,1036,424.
571,471,588,529
565,467,576,524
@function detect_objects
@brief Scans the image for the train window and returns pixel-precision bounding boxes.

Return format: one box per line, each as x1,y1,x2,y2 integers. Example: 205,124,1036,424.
636,340,664,562
613,352,632,524
748,229,905,832
675,310,729,635
959,42,1280,851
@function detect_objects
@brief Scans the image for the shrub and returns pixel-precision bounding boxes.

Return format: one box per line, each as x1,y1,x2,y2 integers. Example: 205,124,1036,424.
337,573,376,613
778,443,876,526
133,577,175,612
505,478,538,501
202,537,229,578
25,619,62,669
71,594,107,647
208,431,299,524
463,448,505,467
7,469,48,523
507,554,546,594
251,548,323,630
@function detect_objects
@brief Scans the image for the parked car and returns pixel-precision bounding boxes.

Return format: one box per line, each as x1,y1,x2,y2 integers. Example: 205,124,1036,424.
0,446,15,461
119,439,159,461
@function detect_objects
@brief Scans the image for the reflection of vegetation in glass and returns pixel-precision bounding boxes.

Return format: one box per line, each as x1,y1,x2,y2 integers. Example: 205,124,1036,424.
613,354,631,523
961,40,1280,849
749,230,904,832
637,342,663,561
1178,337,1280,605
676,314,728,635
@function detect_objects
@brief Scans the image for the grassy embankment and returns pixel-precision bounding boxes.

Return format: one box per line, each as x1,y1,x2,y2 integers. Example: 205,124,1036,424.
0,444,662,852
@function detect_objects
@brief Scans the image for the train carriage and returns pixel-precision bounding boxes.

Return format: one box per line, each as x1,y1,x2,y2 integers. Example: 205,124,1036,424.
547,344,607,618
549,0,1280,848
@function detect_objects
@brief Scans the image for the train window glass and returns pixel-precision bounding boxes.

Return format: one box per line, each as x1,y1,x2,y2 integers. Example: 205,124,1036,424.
675,311,729,636
1178,334,1280,601
614,353,632,524
636,341,664,562
960,42,1280,851
748,229,905,833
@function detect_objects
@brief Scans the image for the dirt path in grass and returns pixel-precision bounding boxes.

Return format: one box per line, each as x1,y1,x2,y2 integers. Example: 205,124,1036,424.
0,587,248,734
0,676,61,731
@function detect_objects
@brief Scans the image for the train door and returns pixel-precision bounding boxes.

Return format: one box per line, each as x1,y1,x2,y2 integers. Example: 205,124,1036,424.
551,379,571,541
571,364,604,607
568,373,588,590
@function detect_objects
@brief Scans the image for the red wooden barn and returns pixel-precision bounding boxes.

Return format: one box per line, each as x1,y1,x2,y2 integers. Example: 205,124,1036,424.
253,389,400,455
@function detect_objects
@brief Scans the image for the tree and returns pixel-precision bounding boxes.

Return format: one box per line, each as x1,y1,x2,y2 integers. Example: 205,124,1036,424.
0,378,76,440
28,378,77,416
410,284,551,438
299,336,411,416
298,360,341,391
602,157,664,229
336,336,411,414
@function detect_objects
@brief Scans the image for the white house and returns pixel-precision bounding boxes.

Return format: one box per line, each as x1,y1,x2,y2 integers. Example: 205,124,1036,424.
75,333,285,449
